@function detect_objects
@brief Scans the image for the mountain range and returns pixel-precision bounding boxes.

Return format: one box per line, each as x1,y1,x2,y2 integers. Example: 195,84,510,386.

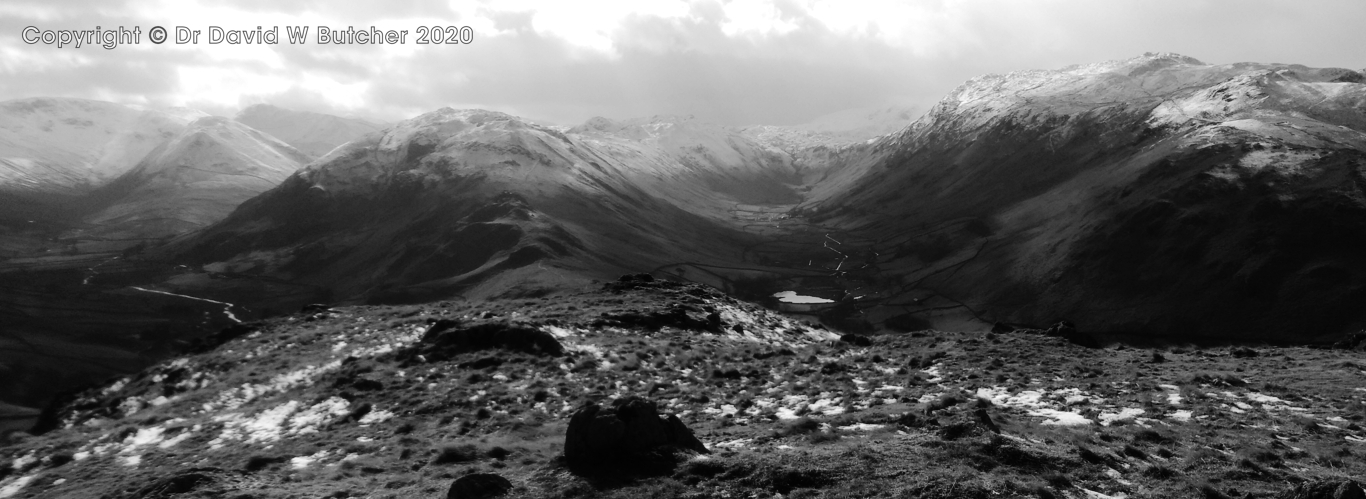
2,52,1365,430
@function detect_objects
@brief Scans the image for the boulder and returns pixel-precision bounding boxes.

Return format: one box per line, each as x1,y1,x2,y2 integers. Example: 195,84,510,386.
839,333,873,347
564,396,708,468
408,321,564,362
446,473,512,499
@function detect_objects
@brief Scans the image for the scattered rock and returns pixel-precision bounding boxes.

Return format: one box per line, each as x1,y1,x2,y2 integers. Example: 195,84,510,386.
446,473,512,499
127,469,221,499
1274,479,1366,499
1231,347,1259,358
300,303,333,314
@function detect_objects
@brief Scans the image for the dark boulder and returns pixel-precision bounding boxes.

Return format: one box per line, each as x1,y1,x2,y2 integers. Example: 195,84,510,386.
299,303,333,314
446,473,513,499
564,396,708,470
839,333,873,347
406,321,563,363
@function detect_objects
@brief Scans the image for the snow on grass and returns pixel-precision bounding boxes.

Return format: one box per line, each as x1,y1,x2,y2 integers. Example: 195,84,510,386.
711,438,753,450
921,365,944,384
1098,408,1145,426
0,475,35,498
358,408,395,425
10,453,36,471
206,360,343,411
159,429,194,449
1158,384,1183,405
1169,410,1193,422
291,450,331,469
838,423,888,432
209,397,351,449
102,377,129,395
1032,409,1093,426
543,325,579,339
979,386,1113,426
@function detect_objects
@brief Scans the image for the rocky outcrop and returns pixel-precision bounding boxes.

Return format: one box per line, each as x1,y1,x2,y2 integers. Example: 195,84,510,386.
563,396,708,470
404,320,565,363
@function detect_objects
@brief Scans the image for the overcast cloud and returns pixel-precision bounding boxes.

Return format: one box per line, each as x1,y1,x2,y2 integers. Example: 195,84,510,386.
2,0,1364,125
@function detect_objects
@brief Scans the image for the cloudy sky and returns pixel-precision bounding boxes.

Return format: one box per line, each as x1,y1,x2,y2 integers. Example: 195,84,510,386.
2,0,1364,126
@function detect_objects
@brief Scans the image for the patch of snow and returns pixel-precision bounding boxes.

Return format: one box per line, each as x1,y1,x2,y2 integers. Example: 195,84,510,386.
839,423,887,431
102,378,129,395
1158,384,1183,405
1099,408,1145,426
921,365,944,383
359,409,395,425
291,450,330,469
208,360,343,410
1031,409,1093,426
0,475,35,498
711,438,753,450
1169,410,1193,422
10,453,36,470
159,430,193,449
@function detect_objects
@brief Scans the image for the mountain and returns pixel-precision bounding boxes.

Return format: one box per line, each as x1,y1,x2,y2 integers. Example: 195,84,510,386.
0,98,205,220
567,114,805,208
233,104,384,158
164,109,789,310
77,116,311,239
1,277,1364,498
798,53,1366,342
